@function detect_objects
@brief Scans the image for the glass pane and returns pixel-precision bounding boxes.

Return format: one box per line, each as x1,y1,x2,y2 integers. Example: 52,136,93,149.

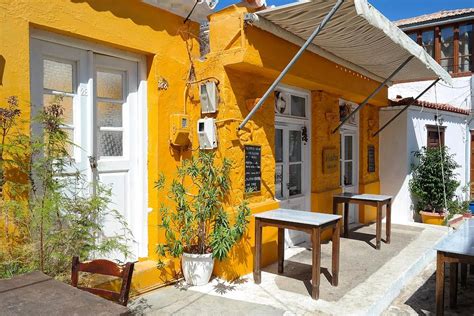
291,95,306,117
43,94,73,125
408,32,418,43
275,164,283,199
99,131,123,157
440,58,454,73
275,129,283,163
97,71,123,100
289,164,302,196
440,27,454,59
344,135,353,160
421,30,434,57
289,130,302,162
344,161,353,186
61,128,74,157
43,59,73,93
459,24,473,72
98,102,122,127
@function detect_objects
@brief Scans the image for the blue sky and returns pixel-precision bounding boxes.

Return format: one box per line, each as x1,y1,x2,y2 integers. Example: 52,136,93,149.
215,0,474,21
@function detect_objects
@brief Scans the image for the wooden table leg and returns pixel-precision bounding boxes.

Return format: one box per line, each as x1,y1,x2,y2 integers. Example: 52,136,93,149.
436,251,445,316
376,203,382,250
278,228,284,274
461,263,467,287
449,263,458,308
332,199,338,215
386,201,391,244
254,219,262,284
312,227,321,300
332,220,340,287
343,202,349,238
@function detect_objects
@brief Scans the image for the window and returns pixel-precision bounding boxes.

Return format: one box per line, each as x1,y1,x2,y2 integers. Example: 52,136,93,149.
421,30,435,57
459,23,473,73
440,26,455,73
274,90,308,118
426,125,445,148
406,21,474,75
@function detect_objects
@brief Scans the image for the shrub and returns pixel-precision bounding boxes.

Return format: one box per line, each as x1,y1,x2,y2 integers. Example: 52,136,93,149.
0,96,132,280
409,146,460,213
155,150,250,268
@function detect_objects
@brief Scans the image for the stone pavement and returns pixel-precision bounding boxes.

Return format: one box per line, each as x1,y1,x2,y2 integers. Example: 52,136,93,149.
129,223,447,315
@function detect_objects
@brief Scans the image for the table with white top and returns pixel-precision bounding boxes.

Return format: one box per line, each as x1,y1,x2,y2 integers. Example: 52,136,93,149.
253,209,342,300
332,193,392,250
435,219,474,315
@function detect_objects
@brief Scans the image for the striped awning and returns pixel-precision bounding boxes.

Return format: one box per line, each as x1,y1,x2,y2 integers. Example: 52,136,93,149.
253,0,452,85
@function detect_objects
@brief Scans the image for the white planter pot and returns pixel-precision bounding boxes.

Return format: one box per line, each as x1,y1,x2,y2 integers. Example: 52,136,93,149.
181,252,214,286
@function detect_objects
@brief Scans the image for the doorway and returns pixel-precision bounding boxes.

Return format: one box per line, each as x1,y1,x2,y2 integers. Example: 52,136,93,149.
274,86,310,247
339,100,359,224
30,35,147,259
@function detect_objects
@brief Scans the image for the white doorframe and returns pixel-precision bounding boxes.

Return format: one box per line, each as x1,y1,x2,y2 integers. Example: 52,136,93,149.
30,31,149,259
274,84,311,246
339,99,359,224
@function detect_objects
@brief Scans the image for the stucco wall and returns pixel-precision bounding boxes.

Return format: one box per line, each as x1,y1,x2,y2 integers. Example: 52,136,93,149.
380,106,468,223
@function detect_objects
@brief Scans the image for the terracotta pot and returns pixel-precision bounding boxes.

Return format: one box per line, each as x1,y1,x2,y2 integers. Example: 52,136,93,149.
420,211,446,225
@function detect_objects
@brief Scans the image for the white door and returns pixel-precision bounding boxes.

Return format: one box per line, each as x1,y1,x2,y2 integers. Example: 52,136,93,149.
340,130,359,224
30,39,143,260
275,123,310,246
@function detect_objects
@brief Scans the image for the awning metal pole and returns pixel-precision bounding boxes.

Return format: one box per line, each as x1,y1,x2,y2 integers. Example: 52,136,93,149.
331,55,414,134
238,0,345,130
372,78,440,137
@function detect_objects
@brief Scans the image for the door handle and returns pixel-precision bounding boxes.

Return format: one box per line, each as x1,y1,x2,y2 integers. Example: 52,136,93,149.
88,156,98,170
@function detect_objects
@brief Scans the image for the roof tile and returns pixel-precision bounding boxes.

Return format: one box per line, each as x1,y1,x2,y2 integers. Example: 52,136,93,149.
389,96,470,115
395,8,474,27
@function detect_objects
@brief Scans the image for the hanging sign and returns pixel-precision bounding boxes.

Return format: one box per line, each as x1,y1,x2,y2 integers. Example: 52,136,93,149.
368,145,376,173
245,145,261,193
323,147,338,174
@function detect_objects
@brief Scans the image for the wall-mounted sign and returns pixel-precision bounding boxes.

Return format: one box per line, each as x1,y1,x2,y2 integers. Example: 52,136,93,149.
245,145,261,193
323,147,338,174
368,145,376,173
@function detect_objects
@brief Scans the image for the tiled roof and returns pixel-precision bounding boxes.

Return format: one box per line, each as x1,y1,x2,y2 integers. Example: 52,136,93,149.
389,96,470,115
395,8,474,27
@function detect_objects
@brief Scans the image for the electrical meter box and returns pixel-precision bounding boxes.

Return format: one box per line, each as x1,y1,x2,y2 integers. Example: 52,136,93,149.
169,114,190,146
200,81,219,114
197,118,217,149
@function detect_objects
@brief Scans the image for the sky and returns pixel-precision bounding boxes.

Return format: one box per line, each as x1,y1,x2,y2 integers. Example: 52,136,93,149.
215,0,474,21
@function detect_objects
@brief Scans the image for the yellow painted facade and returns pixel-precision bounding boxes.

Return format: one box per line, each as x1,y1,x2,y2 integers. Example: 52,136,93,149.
0,1,387,290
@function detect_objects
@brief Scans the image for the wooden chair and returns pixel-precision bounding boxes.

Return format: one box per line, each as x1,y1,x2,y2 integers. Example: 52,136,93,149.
71,256,134,306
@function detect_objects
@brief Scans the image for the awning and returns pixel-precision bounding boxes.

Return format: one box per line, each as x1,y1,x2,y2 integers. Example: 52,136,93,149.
252,0,452,86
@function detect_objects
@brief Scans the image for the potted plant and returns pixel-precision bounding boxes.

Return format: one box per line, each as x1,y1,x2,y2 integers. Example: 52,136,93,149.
409,146,460,225
155,150,250,286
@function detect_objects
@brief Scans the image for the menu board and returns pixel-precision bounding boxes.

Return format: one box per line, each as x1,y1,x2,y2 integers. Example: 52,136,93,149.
368,145,376,173
323,147,338,174
245,145,261,193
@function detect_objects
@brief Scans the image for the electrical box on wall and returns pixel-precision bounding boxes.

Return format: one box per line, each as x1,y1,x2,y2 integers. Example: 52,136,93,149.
197,118,217,149
200,81,219,114
169,114,190,147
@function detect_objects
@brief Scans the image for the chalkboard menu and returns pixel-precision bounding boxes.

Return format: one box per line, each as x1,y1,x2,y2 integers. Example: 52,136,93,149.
368,145,375,173
245,145,261,193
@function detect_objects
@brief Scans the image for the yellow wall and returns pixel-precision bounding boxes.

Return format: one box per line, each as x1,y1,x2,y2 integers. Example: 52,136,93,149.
1,2,387,286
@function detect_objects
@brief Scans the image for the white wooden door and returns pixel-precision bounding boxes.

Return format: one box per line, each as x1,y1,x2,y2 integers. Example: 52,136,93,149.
340,130,359,224
93,55,139,259
30,39,141,260
275,123,309,246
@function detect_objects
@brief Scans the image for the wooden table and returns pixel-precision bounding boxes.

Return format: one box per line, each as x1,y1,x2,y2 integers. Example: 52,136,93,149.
0,271,129,315
333,193,392,250
435,219,474,316
253,209,342,300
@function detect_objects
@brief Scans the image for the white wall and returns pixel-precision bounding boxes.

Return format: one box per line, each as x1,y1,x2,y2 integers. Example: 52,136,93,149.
379,108,410,223
389,77,472,111
379,106,468,223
